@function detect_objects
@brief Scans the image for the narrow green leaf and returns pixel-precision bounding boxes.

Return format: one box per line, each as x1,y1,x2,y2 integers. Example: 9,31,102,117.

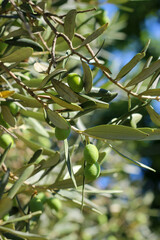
0,198,13,218
0,143,11,167
52,79,79,103
47,93,83,111
64,9,77,40
45,108,69,129
146,68,160,90
138,128,160,141
91,62,112,74
8,165,35,199
0,226,48,240
39,68,67,89
82,61,93,93
77,23,108,48
115,52,145,80
15,133,56,156
0,47,33,62
0,170,10,199
28,149,43,164
12,93,42,108
108,143,155,172
139,88,160,96
20,109,45,121
146,105,160,127
1,106,15,127
64,139,77,188
86,87,118,102
78,94,109,109
25,117,49,137
5,38,43,51
1,211,42,226
84,125,148,141
37,152,60,170
126,59,160,87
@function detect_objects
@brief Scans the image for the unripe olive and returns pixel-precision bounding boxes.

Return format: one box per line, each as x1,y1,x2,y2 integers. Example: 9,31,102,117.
67,73,83,93
55,122,71,140
0,133,14,149
84,162,100,181
46,198,62,212
36,192,46,203
8,102,19,116
29,197,43,212
84,144,99,164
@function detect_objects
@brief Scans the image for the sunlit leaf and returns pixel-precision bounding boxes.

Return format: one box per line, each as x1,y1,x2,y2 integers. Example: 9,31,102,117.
77,23,108,48
0,198,13,218
64,139,77,188
126,59,160,87
84,125,148,140
139,88,160,96
8,165,35,199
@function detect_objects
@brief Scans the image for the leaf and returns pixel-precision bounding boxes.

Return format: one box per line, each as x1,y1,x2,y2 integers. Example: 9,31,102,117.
39,68,67,89
20,109,45,121
0,198,13,218
82,61,93,93
34,62,48,73
108,0,128,3
0,170,10,199
8,165,35,199
1,106,15,127
115,52,145,80
0,47,33,62
146,105,160,127
15,133,56,156
12,93,42,108
78,94,109,109
25,117,49,137
47,93,83,111
45,108,69,129
28,149,43,164
64,9,77,40
52,79,79,103
138,128,160,141
0,90,15,98
139,88,160,96
126,59,160,87
64,139,77,188
0,226,48,240
84,125,148,141
77,23,108,48
5,38,43,51
108,143,155,172
91,62,112,74
0,143,12,167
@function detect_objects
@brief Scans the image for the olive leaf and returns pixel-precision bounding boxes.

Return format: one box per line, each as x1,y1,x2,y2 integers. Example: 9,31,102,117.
146,105,160,127
84,125,148,141
82,61,93,93
64,9,77,40
0,47,33,62
126,59,160,87
77,23,108,48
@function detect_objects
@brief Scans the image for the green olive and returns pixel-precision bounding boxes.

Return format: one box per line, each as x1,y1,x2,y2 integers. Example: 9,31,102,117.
84,144,99,164
29,197,43,212
46,198,62,212
84,162,100,181
8,102,19,116
55,122,71,140
67,73,83,92
0,133,14,149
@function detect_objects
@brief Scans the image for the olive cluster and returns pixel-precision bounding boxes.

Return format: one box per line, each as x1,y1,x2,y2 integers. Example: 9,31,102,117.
83,144,100,181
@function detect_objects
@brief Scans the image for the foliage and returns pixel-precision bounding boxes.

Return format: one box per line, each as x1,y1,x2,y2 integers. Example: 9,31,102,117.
0,0,160,239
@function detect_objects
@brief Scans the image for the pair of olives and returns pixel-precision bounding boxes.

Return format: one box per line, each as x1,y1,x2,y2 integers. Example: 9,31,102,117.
84,144,100,181
29,193,62,213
